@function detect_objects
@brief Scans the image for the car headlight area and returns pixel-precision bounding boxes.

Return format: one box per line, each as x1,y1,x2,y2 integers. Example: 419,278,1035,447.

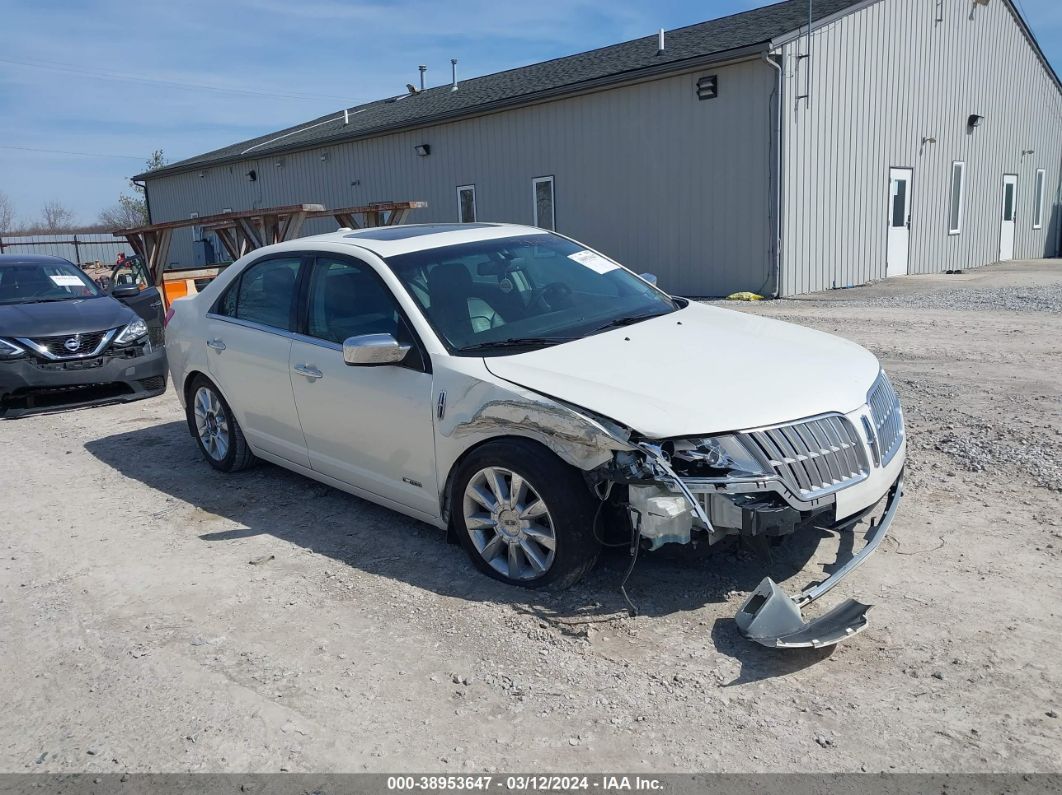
113,318,150,345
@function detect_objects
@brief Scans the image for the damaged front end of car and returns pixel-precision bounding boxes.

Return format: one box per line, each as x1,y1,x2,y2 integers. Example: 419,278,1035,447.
587,397,905,649
447,366,906,649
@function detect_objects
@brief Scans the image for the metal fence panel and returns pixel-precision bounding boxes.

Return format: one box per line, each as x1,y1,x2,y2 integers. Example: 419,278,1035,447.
0,233,131,267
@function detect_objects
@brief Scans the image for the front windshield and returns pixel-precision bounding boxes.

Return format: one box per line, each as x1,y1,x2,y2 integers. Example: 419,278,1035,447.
386,233,676,354
0,260,102,305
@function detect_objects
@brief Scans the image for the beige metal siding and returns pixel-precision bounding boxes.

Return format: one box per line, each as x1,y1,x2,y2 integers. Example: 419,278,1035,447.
779,0,1062,295
147,61,776,297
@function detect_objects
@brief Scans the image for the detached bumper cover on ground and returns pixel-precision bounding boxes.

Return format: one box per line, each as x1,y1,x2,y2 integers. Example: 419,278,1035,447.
735,475,904,648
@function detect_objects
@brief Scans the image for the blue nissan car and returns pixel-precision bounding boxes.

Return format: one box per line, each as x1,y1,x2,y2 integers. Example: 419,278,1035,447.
0,254,167,417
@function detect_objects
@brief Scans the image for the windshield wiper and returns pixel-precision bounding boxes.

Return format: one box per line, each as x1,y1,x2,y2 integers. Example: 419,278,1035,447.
17,297,79,304
590,311,668,334
457,336,575,353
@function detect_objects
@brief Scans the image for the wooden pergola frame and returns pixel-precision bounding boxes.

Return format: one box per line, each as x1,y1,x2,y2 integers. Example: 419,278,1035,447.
309,201,428,230
201,204,325,262
114,200,427,286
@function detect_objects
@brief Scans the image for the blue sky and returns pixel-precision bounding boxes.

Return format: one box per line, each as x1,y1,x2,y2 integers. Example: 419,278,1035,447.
1,0,1060,228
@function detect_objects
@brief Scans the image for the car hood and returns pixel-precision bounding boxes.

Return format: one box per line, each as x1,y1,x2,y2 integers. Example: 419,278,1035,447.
0,296,134,338
484,302,880,439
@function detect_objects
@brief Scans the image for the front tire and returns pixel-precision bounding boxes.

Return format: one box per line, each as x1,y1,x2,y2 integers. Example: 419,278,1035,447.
453,440,600,589
187,376,256,472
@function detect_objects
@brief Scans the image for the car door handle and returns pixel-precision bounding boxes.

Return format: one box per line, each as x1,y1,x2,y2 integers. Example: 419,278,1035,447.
293,364,324,381
206,338,226,351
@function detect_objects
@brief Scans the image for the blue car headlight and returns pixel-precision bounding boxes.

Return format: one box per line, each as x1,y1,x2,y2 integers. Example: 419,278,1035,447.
114,318,149,345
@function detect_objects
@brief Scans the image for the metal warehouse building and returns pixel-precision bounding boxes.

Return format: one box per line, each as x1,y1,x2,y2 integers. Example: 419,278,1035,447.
140,0,1062,297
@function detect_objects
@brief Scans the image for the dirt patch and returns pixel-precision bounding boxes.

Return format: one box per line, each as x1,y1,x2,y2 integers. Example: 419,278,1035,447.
1,260,1061,773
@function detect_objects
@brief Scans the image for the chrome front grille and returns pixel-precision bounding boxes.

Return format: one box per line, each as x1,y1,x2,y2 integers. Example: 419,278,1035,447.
867,371,904,466
745,414,870,500
18,329,115,360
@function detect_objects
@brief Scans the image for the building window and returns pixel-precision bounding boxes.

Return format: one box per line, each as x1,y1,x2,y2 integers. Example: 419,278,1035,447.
533,176,555,231
1033,169,1045,230
891,179,907,228
457,185,476,223
948,162,965,235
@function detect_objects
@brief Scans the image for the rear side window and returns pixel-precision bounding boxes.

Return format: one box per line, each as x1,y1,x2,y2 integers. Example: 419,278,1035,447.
216,257,301,331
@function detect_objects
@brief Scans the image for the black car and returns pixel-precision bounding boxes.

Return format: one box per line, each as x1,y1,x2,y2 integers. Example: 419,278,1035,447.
0,254,167,417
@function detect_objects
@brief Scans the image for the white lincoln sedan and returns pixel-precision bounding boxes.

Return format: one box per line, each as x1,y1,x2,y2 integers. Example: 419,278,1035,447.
166,223,905,648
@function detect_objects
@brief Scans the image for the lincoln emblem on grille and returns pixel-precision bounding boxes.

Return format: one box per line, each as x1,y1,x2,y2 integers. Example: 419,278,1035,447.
63,336,81,352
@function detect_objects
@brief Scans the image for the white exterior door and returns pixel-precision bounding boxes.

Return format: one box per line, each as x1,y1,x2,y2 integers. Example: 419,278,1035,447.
288,255,437,516
886,168,913,277
204,255,309,468
999,174,1017,261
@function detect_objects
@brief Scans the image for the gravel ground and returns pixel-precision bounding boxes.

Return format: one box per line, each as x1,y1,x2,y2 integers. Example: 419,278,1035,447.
1,259,1061,774
826,284,1062,313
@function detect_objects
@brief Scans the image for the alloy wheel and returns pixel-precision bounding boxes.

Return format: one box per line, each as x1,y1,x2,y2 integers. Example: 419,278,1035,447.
462,466,557,580
193,386,230,462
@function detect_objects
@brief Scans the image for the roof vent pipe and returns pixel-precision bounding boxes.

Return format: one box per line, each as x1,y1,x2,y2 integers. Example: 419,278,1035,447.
419,65,427,91
657,28,665,54
450,58,459,91
343,108,349,125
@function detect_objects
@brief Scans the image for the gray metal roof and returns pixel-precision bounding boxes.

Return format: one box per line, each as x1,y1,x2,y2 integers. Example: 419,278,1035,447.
141,0,866,180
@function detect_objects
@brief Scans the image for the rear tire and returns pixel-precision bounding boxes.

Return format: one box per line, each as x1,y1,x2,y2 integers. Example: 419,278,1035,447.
453,439,600,589
186,375,256,472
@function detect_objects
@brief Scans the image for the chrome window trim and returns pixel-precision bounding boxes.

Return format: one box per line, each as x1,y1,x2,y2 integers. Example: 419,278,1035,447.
204,313,296,340
15,328,118,361
291,332,341,352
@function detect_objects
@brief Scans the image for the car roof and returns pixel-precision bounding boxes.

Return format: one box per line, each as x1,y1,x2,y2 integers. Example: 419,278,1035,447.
298,222,549,258
0,254,77,267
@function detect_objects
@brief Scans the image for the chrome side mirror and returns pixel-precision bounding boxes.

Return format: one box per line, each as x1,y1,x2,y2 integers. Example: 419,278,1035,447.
639,272,658,286
342,333,410,366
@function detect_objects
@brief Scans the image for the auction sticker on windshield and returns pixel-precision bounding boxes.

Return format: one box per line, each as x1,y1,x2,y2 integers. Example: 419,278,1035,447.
49,274,85,287
568,249,618,275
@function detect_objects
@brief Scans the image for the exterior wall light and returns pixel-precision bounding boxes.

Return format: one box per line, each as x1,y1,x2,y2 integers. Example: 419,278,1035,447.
967,114,984,129
414,144,431,157
247,170,257,182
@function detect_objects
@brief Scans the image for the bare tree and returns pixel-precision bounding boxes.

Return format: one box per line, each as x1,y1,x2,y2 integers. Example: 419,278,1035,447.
101,149,167,229
41,200,75,231
98,195,148,229
0,190,14,233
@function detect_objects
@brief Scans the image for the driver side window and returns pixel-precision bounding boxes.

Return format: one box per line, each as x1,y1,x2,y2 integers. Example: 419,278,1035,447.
305,257,401,344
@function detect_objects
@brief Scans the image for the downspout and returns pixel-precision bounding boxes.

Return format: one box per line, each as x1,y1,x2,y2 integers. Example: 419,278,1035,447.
762,50,785,297
133,178,153,225
1056,147,1062,257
